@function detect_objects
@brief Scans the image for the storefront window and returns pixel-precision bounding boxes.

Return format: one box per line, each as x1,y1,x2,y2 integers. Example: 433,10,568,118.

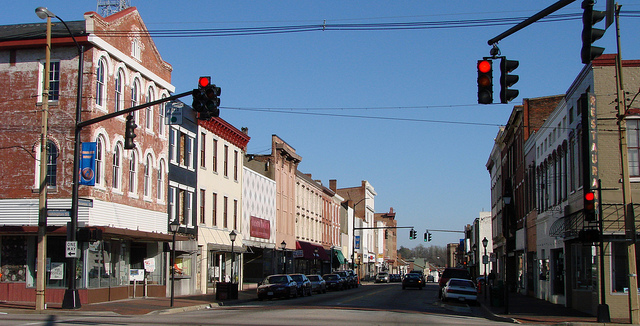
571,244,594,290
46,236,70,288
174,256,192,278
85,240,129,288
1,236,28,282
613,242,640,293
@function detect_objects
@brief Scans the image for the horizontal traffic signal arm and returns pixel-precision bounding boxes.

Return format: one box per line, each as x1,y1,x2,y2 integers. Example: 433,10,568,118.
76,90,194,130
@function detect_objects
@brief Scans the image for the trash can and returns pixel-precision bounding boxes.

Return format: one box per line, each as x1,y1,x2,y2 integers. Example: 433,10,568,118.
491,281,504,307
216,282,238,300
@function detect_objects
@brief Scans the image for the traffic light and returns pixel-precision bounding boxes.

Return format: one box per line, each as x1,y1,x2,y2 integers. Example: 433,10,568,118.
477,59,493,104
424,232,428,242
124,113,136,150
192,76,221,120
581,0,606,64
384,229,388,239
499,57,519,104
428,232,432,242
584,190,596,221
410,229,417,240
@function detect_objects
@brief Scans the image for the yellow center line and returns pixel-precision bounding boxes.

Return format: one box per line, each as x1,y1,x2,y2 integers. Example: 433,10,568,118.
338,287,392,305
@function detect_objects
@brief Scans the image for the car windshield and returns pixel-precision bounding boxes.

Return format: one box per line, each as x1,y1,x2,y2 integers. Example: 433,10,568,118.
323,275,338,280
405,274,419,279
290,275,304,282
378,273,388,277
307,275,319,281
265,276,288,284
449,279,474,288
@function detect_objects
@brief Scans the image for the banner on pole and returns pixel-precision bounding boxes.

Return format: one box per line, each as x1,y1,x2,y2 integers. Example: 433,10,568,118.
79,142,96,186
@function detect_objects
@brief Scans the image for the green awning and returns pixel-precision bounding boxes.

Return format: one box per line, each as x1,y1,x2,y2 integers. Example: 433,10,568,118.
333,249,346,265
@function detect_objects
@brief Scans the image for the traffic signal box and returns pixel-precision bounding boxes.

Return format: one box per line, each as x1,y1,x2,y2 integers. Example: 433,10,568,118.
581,0,606,64
477,60,493,104
584,190,597,221
193,76,221,120
124,113,137,150
499,58,519,104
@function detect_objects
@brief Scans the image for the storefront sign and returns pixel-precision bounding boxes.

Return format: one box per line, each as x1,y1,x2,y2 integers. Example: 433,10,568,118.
50,262,64,280
250,216,270,239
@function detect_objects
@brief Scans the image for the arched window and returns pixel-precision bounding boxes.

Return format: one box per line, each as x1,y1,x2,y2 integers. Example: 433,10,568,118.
129,151,137,194
144,155,152,197
157,159,165,201
146,87,154,131
158,94,167,136
96,59,106,107
131,78,140,123
114,69,124,112
112,144,122,190
95,136,105,186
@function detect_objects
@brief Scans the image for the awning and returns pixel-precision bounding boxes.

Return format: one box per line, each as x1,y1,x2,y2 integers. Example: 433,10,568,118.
333,249,346,265
296,241,329,261
199,227,246,253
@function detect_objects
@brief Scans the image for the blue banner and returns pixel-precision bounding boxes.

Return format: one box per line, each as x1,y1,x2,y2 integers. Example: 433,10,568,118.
79,142,96,186
355,236,360,250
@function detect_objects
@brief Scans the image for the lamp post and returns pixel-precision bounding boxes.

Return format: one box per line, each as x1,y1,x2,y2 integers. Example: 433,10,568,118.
281,241,287,274
229,230,237,284
351,198,366,281
36,6,85,310
169,220,179,307
503,195,512,315
482,237,488,301
34,6,52,312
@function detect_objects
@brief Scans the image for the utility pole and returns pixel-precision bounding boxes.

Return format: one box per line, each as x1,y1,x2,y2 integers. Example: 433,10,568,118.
613,4,639,323
35,13,52,312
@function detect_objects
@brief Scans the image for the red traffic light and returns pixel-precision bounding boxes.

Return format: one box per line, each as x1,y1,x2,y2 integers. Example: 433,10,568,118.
478,60,492,73
585,192,595,201
198,76,211,88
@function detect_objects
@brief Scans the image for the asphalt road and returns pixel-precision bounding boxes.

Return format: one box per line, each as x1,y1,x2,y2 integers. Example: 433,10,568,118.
0,282,507,325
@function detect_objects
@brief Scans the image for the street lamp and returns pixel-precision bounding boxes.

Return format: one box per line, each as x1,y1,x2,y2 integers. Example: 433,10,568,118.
169,220,179,307
482,237,488,300
351,198,366,281
36,6,85,310
503,195,512,315
229,230,237,283
34,6,53,312
281,241,287,274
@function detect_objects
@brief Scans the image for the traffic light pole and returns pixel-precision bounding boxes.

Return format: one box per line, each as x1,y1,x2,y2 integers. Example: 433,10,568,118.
64,89,194,308
613,5,639,323
487,0,576,46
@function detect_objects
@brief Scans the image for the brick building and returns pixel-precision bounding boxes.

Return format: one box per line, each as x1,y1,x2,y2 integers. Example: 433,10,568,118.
0,8,177,305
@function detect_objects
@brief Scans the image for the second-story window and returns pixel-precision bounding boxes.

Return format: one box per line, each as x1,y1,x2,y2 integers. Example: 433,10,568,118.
212,139,218,173
200,133,206,168
234,150,238,181
146,87,154,131
224,145,229,177
96,58,106,107
628,119,640,176
200,189,206,224
129,151,137,194
114,69,124,112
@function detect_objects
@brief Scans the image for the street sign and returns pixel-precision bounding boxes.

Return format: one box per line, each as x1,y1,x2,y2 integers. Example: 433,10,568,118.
48,209,70,218
165,101,183,125
66,241,78,258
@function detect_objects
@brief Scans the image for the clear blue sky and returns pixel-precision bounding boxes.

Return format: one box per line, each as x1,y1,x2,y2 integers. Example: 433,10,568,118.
5,1,640,249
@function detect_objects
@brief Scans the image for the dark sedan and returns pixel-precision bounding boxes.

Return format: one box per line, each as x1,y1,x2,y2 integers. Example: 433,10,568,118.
306,274,327,294
257,274,298,300
402,273,424,290
322,274,345,291
289,274,313,296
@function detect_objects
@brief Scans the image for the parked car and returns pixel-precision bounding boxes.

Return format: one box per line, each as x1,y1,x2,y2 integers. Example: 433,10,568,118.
256,274,298,300
323,274,346,291
335,271,352,289
375,272,390,283
390,273,402,282
338,270,359,288
441,278,478,304
289,274,313,296
438,268,471,298
426,274,435,283
402,273,424,290
306,274,327,294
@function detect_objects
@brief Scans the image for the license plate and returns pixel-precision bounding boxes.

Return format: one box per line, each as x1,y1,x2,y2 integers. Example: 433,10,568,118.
267,292,273,296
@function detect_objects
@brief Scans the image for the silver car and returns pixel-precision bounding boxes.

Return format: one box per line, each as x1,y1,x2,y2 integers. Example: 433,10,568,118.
441,278,478,303
375,272,390,283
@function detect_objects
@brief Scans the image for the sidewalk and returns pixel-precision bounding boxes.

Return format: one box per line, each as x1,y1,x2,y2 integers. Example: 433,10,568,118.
477,288,629,325
0,287,257,316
